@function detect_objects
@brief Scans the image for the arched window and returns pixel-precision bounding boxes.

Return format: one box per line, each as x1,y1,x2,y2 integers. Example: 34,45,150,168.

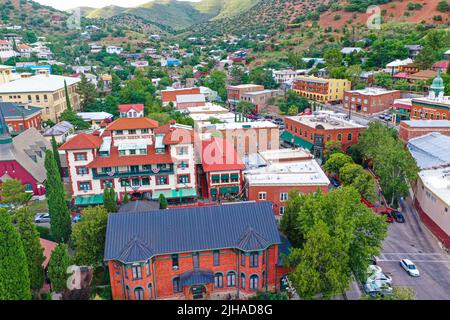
173,277,181,293
250,275,259,290
148,283,153,300
227,272,236,287
337,134,342,141
347,133,352,141
241,273,246,290
134,287,144,300
214,273,223,288
125,285,130,300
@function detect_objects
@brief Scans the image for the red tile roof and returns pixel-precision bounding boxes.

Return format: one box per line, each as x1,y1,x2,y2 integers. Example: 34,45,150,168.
201,138,245,172
59,133,103,150
161,88,200,103
433,61,450,69
105,117,159,131
87,145,173,168
40,238,57,268
118,104,144,113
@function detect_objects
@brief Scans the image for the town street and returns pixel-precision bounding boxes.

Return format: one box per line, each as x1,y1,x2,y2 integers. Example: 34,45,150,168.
378,196,450,300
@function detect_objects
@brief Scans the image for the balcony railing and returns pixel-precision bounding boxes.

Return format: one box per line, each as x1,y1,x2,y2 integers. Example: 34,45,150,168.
92,166,174,179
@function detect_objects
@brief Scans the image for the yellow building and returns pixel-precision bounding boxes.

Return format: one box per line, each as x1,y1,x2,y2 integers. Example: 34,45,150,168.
0,65,13,85
292,76,351,103
0,74,81,122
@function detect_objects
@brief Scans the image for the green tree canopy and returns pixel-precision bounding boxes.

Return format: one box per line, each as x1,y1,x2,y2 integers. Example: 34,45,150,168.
0,179,32,206
48,243,71,293
159,194,168,210
323,153,354,175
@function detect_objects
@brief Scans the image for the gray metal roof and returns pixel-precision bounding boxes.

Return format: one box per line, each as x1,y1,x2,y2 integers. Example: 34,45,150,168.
43,121,74,136
104,202,281,263
118,200,160,213
180,270,214,287
407,132,450,169
0,102,42,118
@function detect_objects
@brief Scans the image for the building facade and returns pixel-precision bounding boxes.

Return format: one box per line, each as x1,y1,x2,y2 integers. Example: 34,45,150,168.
104,202,289,300
161,88,201,107
227,84,264,109
0,102,42,135
119,104,144,118
344,88,401,115
240,90,282,114
0,74,81,122
399,120,450,143
292,76,351,103
59,118,197,206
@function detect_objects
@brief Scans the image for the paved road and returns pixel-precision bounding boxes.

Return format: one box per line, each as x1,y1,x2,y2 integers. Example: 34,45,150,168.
377,197,450,299
322,104,395,128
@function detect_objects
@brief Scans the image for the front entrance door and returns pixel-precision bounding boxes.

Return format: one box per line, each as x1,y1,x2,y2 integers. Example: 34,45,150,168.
191,286,205,300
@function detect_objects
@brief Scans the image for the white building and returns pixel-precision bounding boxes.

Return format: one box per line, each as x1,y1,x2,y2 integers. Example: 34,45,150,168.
273,69,308,84
0,40,16,61
106,46,123,55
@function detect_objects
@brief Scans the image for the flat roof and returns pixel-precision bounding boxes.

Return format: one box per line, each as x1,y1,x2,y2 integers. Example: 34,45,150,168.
228,84,263,89
402,120,450,128
244,159,330,186
241,90,280,96
187,104,229,114
259,148,312,162
0,75,80,93
419,168,450,206
198,120,278,130
347,87,399,96
176,94,206,103
287,114,366,130
190,113,237,122
408,133,450,169
412,96,450,107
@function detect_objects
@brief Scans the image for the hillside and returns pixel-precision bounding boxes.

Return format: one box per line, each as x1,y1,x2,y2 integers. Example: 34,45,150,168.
0,0,70,33
80,0,262,31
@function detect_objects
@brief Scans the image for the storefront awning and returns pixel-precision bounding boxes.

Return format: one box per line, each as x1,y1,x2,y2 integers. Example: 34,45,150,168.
74,194,104,206
152,188,197,200
281,131,314,150
219,186,240,194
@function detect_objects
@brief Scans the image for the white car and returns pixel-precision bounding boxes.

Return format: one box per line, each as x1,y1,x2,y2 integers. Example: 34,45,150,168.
400,259,420,277
366,265,392,285
34,213,50,223
366,265,383,277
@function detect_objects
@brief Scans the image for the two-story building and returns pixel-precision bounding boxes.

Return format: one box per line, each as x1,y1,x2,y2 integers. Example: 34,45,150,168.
227,84,264,109
344,88,401,115
104,201,290,300
0,102,42,135
59,118,197,206
199,137,245,201
119,104,144,118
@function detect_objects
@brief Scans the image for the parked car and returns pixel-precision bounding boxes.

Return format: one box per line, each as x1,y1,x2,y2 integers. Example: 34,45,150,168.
329,178,341,188
73,215,82,223
378,114,386,120
400,259,420,277
370,255,379,265
363,281,393,298
34,213,50,223
384,114,392,121
391,210,405,223
381,211,394,223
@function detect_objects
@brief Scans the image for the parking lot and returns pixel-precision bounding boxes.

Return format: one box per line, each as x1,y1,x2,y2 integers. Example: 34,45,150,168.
377,197,450,299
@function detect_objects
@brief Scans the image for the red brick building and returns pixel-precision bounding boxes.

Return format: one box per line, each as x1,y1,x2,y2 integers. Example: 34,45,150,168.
227,84,264,109
244,149,330,216
283,112,366,158
344,88,401,115
399,120,450,143
0,102,42,135
200,137,245,201
104,202,290,300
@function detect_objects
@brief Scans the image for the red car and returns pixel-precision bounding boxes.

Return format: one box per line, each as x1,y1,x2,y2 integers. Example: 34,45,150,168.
380,211,394,223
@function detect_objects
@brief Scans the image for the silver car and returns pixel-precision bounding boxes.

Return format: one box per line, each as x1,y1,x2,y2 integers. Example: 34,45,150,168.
34,213,50,223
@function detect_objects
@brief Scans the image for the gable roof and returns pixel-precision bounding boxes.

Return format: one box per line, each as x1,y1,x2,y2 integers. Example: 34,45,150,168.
118,104,144,113
105,117,159,131
59,133,103,151
0,128,51,183
0,102,42,119
104,202,280,263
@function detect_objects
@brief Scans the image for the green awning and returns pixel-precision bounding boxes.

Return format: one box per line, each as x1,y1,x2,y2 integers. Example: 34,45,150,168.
74,194,104,206
211,175,220,181
221,174,230,179
230,173,239,179
281,131,314,150
210,188,217,195
152,188,197,200
219,186,240,194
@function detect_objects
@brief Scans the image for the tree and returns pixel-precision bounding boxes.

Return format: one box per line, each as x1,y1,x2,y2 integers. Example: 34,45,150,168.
345,65,363,89
59,107,90,130
324,140,343,159
237,101,255,115
64,80,72,111
364,287,416,300
229,65,246,85
103,187,117,213
199,70,227,101
374,73,393,89
437,1,449,12
45,150,71,243
323,153,354,175
159,194,168,210
72,206,108,267
48,244,71,293
339,163,377,203
277,90,310,114
0,179,32,206
287,52,306,70
324,48,343,68
51,136,62,175
287,106,298,116
0,210,31,300
122,193,130,204
15,207,45,298
281,187,387,298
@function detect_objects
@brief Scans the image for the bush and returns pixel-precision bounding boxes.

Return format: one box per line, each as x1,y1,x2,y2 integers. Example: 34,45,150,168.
36,225,55,242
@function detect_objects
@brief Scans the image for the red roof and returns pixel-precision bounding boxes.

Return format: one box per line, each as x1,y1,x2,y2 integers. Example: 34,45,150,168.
118,104,144,113
433,60,450,69
155,123,194,145
40,238,57,268
59,133,103,150
201,138,245,172
105,117,159,131
87,145,173,168
161,88,200,103
0,40,9,45
393,72,409,79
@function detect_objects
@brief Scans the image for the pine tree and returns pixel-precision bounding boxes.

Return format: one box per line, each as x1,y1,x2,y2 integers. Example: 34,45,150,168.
64,80,72,111
103,187,117,213
15,207,45,298
48,244,71,293
159,194,168,210
51,136,62,176
0,210,31,300
45,150,71,243
122,193,130,204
